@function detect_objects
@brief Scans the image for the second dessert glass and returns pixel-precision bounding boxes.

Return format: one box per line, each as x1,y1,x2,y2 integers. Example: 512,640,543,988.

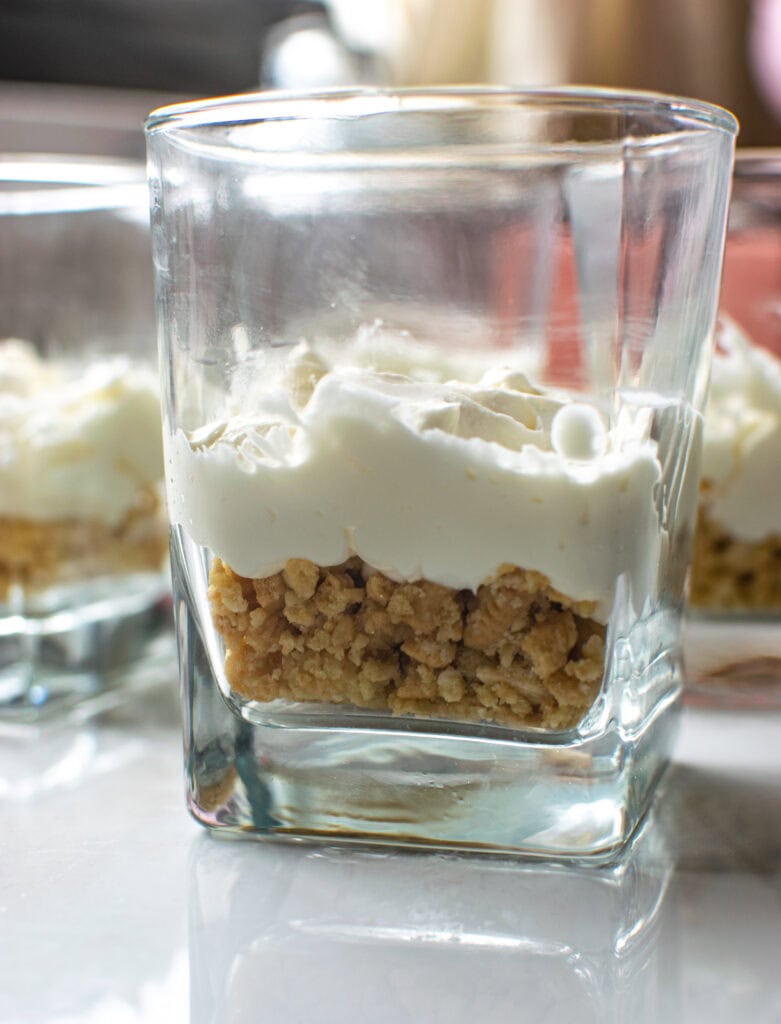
684,149,781,704
0,156,172,722
147,87,736,858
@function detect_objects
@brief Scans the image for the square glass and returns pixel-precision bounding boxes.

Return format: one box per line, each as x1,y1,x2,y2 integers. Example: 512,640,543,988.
684,149,781,705
0,156,171,721
147,88,736,858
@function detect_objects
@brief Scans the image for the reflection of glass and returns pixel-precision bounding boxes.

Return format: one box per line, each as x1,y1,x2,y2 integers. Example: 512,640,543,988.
188,809,672,1024
0,156,173,722
0,680,180,800
149,88,736,857
0,724,101,801
685,150,781,705
0,685,188,1023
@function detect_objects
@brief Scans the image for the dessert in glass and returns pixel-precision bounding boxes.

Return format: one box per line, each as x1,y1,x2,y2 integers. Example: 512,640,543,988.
147,88,736,857
0,157,170,720
685,150,781,701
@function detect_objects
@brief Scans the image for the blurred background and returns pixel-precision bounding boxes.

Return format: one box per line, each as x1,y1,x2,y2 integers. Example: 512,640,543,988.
1,0,781,155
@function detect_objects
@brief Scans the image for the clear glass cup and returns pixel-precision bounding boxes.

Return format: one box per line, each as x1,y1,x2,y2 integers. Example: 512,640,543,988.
0,156,172,722
684,150,781,705
147,87,737,858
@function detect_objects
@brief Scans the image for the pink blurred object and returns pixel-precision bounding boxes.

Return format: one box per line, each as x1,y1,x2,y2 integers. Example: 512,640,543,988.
720,150,781,357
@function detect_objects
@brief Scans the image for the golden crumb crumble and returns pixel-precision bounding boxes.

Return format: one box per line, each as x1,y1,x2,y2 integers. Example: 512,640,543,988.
0,486,168,600
690,505,781,611
208,556,606,730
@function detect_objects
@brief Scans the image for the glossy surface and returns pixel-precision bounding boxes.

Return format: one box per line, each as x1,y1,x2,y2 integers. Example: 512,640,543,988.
1,680,779,1023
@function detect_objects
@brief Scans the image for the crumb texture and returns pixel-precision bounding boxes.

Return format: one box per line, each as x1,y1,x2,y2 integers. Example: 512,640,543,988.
209,556,606,730
0,487,168,599
690,506,781,611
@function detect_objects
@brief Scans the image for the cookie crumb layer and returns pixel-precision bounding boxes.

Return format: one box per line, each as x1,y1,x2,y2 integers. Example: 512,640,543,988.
0,487,168,600
209,556,606,730
690,507,781,611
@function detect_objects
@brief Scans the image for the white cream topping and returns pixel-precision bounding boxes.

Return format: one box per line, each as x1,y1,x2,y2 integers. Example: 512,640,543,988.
0,339,164,525
166,330,664,611
701,321,781,541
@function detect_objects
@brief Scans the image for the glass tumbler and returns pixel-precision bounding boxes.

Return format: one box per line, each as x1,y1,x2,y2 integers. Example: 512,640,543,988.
685,150,781,704
0,157,171,721
147,88,736,858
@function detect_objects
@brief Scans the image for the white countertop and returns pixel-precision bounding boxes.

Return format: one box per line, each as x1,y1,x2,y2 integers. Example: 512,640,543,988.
1,683,780,1024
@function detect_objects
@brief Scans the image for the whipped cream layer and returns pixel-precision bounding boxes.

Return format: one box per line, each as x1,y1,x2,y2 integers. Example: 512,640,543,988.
167,332,664,611
0,339,164,525
701,321,781,541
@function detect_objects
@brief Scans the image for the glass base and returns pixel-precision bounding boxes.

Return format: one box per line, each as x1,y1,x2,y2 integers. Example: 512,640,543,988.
683,613,781,709
181,590,680,862
0,574,175,723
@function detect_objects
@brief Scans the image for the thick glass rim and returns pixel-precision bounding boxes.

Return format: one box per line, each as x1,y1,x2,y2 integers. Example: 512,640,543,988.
0,153,147,215
0,153,146,186
733,147,781,179
145,85,738,140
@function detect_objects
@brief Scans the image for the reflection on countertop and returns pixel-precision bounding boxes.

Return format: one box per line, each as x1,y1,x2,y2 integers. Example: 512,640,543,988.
665,706,781,875
1,686,780,1022
186,706,781,1024
188,810,672,1024
0,678,188,1024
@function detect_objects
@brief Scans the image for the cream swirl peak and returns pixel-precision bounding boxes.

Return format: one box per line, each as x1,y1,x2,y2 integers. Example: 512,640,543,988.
701,320,781,541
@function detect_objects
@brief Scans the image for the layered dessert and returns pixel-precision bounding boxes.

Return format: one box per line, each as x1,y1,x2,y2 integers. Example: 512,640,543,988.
689,321,781,611
168,327,665,730
0,339,167,604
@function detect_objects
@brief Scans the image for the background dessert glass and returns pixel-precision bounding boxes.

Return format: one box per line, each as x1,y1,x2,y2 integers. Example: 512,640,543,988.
684,149,781,704
147,88,736,858
0,156,171,722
